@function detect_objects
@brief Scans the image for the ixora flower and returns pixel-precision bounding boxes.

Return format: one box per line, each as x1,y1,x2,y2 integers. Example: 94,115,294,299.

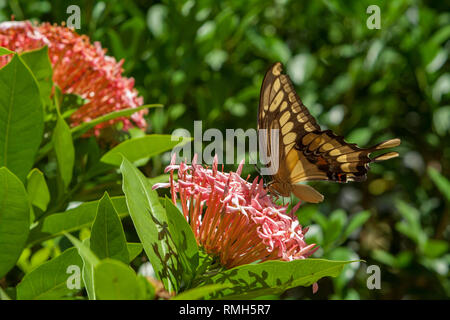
153,154,319,270
0,20,146,135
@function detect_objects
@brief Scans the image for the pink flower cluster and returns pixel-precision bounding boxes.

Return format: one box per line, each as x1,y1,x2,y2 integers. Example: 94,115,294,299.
0,20,146,135
153,155,318,269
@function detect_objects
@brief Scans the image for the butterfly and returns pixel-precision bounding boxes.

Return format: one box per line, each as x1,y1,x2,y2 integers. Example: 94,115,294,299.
257,62,401,203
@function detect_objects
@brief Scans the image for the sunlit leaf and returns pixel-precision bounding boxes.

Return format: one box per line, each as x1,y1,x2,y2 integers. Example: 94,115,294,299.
71,104,163,138
20,46,53,107
27,168,50,213
0,168,30,278
0,54,43,181
64,234,99,300
94,259,149,300
164,198,199,284
27,196,128,246
342,210,371,240
53,115,75,189
90,192,130,264
16,248,83,300
202,259,355,299
172,283,231,300
428,167,450,202
121,157,178,292
102,134,192,166
0,47,14,56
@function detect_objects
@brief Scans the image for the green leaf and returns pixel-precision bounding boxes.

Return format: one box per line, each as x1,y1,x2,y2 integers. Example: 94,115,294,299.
90,192,130,264
102,134,191,166
0,287,11,300
0,54,44,182
372,249,413,269
428,167,450,202
342,210,371,240
36,103,160,161
346,127,372,146
172,283,231,300
71,104,163,138
20,46,53,107
94,259,147,300
396,201,421,230
26,168,50,212
202,259,355,299
324,209,347,247
60,93,86,118
395,201,427,247
64,233,100,267
64,234,99,300
53,115,75,189
81,238,96,300
423,239,449,259
20,240,141,301
16,247,83,300
0,47,14,56
136,275,156,299
433,105,450,136
327,247,360,293
29,247,52,271
148,173,171,185
121,157,178,292
0,167,30,278
127,243,143,262
27,196,128,246
165,197,199,284
296,204,318,226
311,211,328,231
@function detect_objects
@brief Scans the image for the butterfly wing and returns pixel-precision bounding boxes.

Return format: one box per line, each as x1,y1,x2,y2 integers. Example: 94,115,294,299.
258,62,401,201
258,62,321,181
290,129,400,183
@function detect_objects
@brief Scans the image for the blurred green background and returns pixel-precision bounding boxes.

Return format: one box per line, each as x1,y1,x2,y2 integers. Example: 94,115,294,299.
1,0,449,299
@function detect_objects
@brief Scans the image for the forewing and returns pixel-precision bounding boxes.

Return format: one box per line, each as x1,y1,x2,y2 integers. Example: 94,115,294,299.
258,62,321,182
258,62,401,184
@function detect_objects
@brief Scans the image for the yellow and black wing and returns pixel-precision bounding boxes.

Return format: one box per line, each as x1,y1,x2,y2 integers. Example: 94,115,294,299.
257,62,401,188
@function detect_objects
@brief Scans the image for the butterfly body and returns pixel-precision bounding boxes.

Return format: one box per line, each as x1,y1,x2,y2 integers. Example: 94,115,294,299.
258,62,401,203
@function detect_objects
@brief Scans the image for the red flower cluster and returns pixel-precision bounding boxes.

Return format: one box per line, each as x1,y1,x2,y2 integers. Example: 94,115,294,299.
0,21,146,135
154,155,318,269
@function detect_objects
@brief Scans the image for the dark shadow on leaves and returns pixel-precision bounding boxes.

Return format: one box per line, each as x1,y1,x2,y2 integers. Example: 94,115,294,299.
147,209,197,290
